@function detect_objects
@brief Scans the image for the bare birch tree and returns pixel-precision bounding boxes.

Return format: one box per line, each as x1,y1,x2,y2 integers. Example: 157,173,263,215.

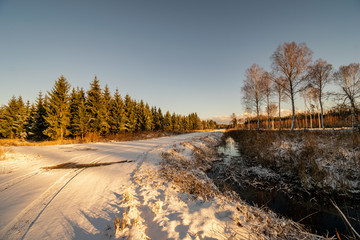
306,59,332,130
272,75,288,130
242,64,266,129
263,71,272,129
333,63,360,132
271,42,312,130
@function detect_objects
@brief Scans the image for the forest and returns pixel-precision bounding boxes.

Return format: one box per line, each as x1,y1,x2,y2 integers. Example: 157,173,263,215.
0,76,217,141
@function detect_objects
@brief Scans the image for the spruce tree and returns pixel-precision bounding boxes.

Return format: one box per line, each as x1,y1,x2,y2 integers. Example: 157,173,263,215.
101,85,111,136
151,107,160,131
109,89,126,134
164,111,172,131
124,94,136,132
69,88,88,138
0,96,28,139
136,100,146,131
44,75,71,140
26,92,49,141
171,113,180,131
144,103,153,131
86,76,103,134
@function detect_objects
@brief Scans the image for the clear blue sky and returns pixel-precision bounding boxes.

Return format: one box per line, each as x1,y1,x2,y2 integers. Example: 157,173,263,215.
1,0,359,123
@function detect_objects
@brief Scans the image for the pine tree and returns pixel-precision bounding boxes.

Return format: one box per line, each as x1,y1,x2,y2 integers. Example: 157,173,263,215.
144,103,153,131
171,113,180,131
44,75,71,140
136,100,146,131
26,92,49,141
101,85,111,136
157,108,164,131
151,107,162,131
0,96,28,139
109,89,126,134
86,76,103,134
164,111,172,131
69,88,88,138
124,94,136,132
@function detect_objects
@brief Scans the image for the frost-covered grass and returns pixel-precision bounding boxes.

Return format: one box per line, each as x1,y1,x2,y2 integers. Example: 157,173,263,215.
0,147,12,161
158,133,329,239
227,130,360,197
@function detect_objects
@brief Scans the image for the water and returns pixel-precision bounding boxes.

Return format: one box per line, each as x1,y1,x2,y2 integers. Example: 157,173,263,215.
211,137,360,238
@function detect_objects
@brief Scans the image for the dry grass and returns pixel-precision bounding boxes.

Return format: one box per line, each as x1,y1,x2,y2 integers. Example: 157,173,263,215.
0,131,186,147
0,147,7,161
226,130,360,196
160,137,221,200
41,160,132,169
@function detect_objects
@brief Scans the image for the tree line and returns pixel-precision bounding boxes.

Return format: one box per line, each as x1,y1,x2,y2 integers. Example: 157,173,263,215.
241,41,360,132
0,75,217,141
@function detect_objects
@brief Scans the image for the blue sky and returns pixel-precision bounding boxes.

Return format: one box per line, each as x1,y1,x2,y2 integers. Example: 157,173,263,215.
1,0,359,123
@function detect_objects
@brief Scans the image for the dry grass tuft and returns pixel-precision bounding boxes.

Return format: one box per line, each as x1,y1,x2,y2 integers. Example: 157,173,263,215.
0,147,7,161
41,160,132,169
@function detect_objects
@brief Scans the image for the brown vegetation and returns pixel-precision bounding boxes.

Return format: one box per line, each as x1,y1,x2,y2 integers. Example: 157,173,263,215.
226,130,360,197
0,131,185,147
41,160,132,169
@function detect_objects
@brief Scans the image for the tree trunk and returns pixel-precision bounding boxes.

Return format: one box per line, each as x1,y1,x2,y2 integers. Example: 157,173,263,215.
350,99,360,133
319,97,325,130
267,95,270,129
304,98,308,129
318,111,321,129
290,93,296,130
278,95,282,131
256,102,260,129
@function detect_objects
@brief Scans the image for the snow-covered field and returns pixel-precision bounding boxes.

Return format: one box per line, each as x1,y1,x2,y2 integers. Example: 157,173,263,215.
0,132,326,240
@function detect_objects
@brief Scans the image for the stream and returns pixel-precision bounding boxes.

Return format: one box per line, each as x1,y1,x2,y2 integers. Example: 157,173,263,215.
208,137,360,239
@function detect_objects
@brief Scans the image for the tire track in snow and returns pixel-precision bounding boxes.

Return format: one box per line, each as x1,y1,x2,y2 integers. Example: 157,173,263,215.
0,168,85,240
0,171,40,192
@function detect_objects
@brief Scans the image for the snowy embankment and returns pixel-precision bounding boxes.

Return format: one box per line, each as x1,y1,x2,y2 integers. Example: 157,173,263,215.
0,132,326,239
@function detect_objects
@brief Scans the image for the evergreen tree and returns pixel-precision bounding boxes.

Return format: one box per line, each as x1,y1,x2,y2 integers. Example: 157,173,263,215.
44,75,71,140
101,85,111,136
27,92,49,141
0,96,28,139
157,108,164,131
86,76,103,134
144,103,153,131
151,107,162,131
69,88,88,138
124,94,136,132
171,113,180,131
109,89,126,133
164,111,172,131
136,100,146,131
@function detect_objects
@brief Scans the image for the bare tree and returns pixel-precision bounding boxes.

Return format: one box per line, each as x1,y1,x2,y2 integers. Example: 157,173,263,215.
300,87,309,128
266,102,277,129
333,63,360,132
301,84,319,129
263,71,272,129
271,42,312,130
272,75,288,130
306,59,332,130
242,64,266,129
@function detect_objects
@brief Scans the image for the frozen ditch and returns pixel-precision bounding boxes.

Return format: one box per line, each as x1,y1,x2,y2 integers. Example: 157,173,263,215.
208,135,360,239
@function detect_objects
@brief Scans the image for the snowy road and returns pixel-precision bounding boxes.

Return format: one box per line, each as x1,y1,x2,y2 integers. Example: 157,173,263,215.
0,132,220,240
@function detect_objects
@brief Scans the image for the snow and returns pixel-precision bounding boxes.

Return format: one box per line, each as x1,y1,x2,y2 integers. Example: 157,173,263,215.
0,131,326,239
